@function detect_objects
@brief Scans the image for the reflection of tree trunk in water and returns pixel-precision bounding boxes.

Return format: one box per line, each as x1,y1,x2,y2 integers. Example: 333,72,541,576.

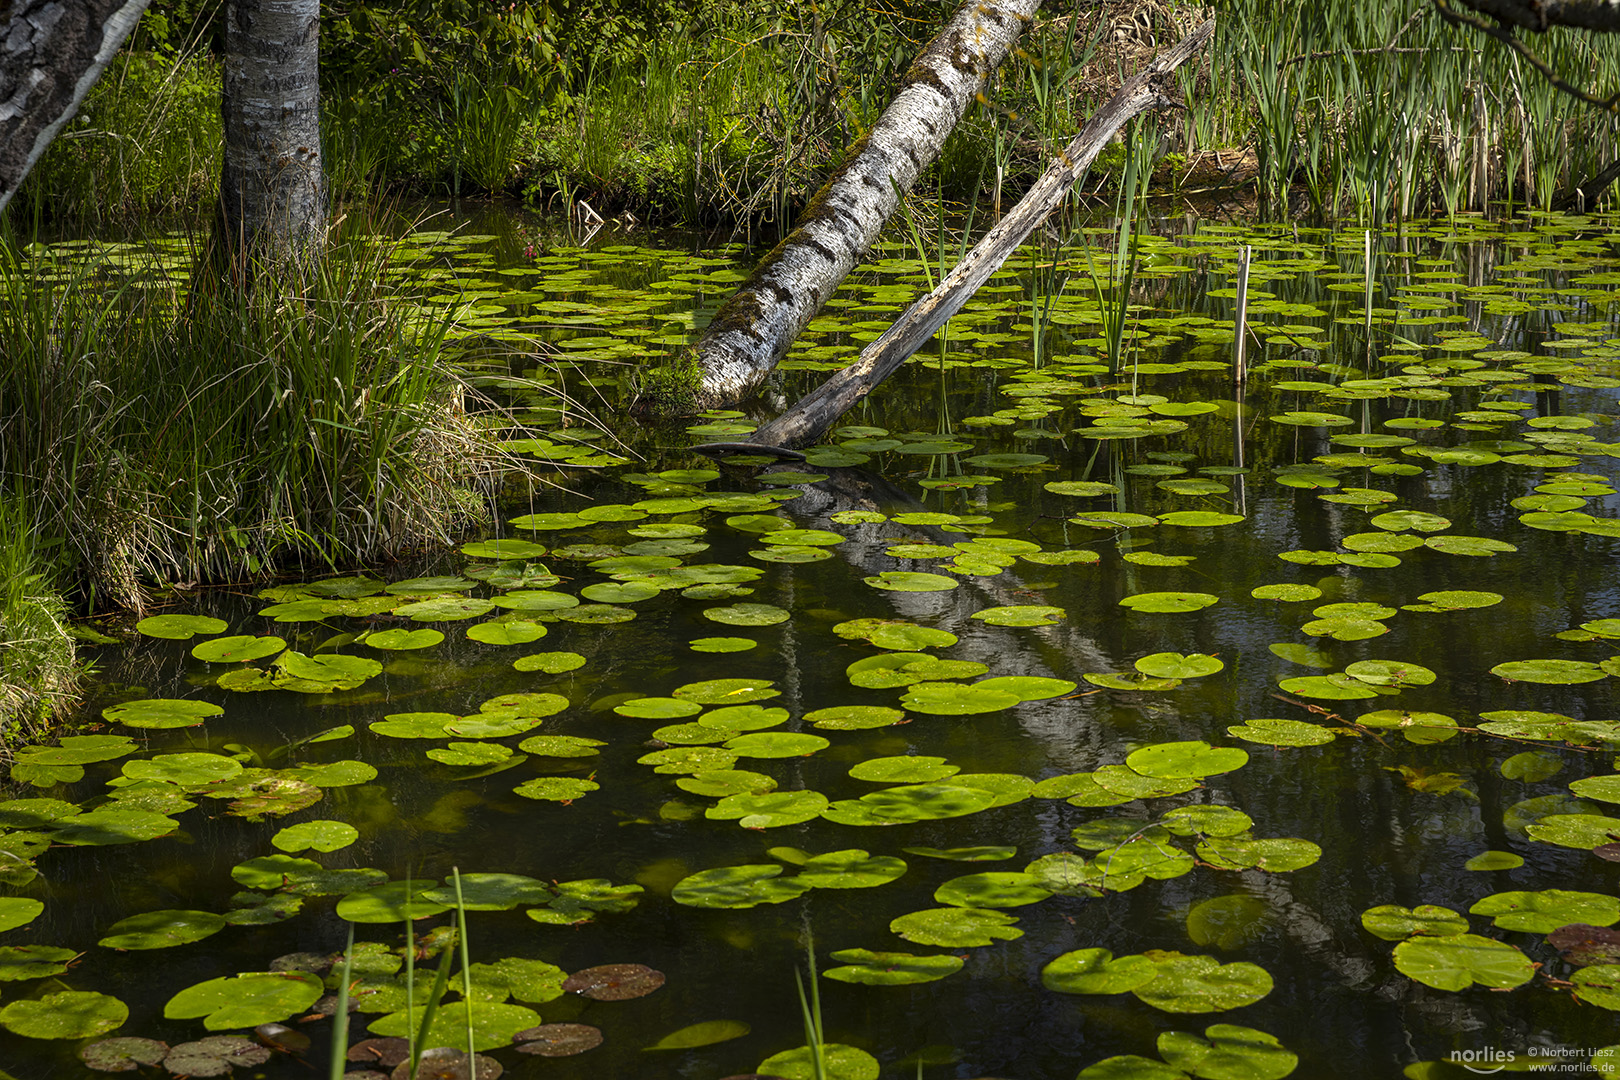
770,465,1117,768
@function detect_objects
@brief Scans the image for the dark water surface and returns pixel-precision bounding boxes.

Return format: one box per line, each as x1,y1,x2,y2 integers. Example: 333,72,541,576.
11,206,1620,1079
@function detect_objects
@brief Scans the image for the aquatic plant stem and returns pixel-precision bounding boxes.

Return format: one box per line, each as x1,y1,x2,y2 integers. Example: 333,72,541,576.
328,924,355,1080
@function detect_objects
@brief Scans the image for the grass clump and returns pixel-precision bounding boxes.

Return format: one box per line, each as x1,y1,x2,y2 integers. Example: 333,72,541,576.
0,226,508,615
0,498,76,742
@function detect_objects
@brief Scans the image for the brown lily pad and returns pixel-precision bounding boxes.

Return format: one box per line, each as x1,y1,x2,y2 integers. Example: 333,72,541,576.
163,1036,271,1077
389,1047,502,1080
561,963,665,1001
513,1023,604,1057
1548,923,1620,965
1595,843,1620,862
348,1038,411,1067
343,1073,389,1080
81,1037,170,1072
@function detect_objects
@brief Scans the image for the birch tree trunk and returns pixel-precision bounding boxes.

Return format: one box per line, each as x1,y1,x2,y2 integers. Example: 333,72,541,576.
0,0,150,215
737,18,1215,451
219,0,324,263
671,0,1044,413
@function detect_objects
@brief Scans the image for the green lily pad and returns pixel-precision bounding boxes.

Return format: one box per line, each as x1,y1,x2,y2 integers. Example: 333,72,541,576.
1250,584,1322,602
935,871,1052,908
1360,904,1469,941
368,1002,541,1052
513,777,598,801
1157,1025,1298,1080
850,756,958,783
1135,653,1224,679
0,990,127,1039
969,605,1069,630
795,849,908,888
690,636,757,653
1042,949,1160,995
805,705,905,730
1131,955,1274,1013
1491,659,1607,684
466,620,548,645
1391,933,1534,991
165,971,324,1030
824,949,963,985
1126,741,1248,779
1469,890,1620,933
890,906,1023,946
517,735,604,758
361,627,445,650
673,678,779,704
672,864,812,908
899,681,1021,715
1119,591,1219,613
708,790,829,827
192,635,286,662
136,613,228,640
757,1044,880,1080
335,881,451,922
420,873,553,910
1196,835,1321,872
643,1019,752,1051
703,602,789,625
1465,850,1525,871
0,898,43,933
0,944,77,979
53,807,179,845
429,742,516,766
102,698,224,729
1344,659,1436,687
1226,719,1335,747
98,909,227,950
271,820,359,853
864,571,959,592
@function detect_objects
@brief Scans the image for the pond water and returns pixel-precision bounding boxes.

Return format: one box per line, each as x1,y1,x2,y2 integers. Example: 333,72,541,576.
11,207,1620,1080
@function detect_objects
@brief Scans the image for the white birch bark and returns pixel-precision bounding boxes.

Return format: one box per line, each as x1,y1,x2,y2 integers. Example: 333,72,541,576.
219,0,323,261
681,0,1045,412
0,0,150,215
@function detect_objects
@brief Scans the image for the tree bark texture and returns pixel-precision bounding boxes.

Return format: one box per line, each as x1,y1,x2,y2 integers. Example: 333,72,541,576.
219,0,323,260
0,0,150,215
1452,0,1620,33
742,18,1214,451
686,0,1044,411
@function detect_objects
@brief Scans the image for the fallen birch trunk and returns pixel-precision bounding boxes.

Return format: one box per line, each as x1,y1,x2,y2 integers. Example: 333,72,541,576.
735,18,1213,451
666,0,1045,414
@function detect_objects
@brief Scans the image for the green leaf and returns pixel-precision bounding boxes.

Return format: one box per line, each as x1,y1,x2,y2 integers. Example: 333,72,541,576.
1359,904,1469,941
1126,741,1248,779
97,909,227,950
935,872,1052,908
1491,659,1607,684
671,864,811,908
643,1019,752,1051
1041,948,1160,994
1131,955,1274,1013
1469,890,1620,933
1157,1024,1298,1080
102,698,223,729
136,614,228,640
1226,719,1335,747
1135,653,1224,679
824,949,963,985
890,906,1023,947
513,777,598,801
0,990,127,1039
1119,591,1220,613
165,971,324,1030
192,634,286,662
271,819,359,853
1391,934,1534,991
757,1044,880,1080
864,571,960,592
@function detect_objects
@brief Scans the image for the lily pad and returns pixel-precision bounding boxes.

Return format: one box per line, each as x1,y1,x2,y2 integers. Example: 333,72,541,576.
757,1044,880,1080
824,949,963,985
102,698,223,729
1360,904,1469,941
672,864,812,908
136,614,228,640
1157,1025,1298,1080
1131,955,1274,1013
165,971,324,1030
98,910,226,950
0,990,127,1039
1119,591,1219,613
1469,890,1620,933
1042,949,1160,995
1391,934,1534,990
864,571,959,592
890,905,1023,946
1126,741,1248,779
